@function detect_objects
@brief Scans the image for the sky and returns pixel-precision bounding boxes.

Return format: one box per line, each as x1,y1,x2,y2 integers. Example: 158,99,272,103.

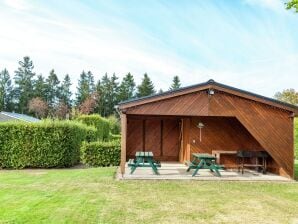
0,0,298,97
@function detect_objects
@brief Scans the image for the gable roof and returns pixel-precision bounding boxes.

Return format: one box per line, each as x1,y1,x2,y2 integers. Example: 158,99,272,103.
118,79,298,115
0,112,40,122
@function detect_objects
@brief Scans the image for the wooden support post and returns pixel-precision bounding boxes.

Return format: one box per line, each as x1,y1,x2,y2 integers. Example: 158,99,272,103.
120,113,127,176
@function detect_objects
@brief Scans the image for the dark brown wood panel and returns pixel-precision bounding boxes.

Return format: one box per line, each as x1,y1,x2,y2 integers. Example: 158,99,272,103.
126,118,143,158
189,116,265,168
209,92,294,177
145,119,161,156
126,91,209,116
162,119,180,160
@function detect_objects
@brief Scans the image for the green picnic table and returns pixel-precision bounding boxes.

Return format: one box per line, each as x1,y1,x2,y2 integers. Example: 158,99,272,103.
186,153,224,177
128,151,161,175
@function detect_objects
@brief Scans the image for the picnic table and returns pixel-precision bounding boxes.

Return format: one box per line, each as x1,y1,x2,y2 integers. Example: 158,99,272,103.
186,153,224,177
128,151,161,175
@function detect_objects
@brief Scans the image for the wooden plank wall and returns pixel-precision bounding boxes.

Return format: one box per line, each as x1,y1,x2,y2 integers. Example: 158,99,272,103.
185,117,277,169
125,89,294,178
209,91,294,178
126,116,180,161
125,91,209,116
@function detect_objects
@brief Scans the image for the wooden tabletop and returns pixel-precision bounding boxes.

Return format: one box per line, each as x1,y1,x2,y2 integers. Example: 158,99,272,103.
192,153,216,160
135,151,153,157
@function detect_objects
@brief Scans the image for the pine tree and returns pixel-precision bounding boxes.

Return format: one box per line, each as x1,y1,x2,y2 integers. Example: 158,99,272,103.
118,72,136,102
75,70,95,106
87,71,95,93
0,69,13,111
137,73,155,97
14,56,35,113
169,75,181,90
98,73,119,116
33,74,47,101
45,69,60,109
59,74,72,108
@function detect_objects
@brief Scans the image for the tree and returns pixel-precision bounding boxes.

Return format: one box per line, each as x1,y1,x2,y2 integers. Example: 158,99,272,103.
98,73,119,116
28,97,48,118
33,74,47,100
45,69,60,109
169,76,181,90
14,56,35,113
286,0,298,12
274,89,298,105
79,92,99,115
118,72,136,102
59,74,72,108
76,71,95,106
0,69,13,111
137,73,155,97
54,101,69,119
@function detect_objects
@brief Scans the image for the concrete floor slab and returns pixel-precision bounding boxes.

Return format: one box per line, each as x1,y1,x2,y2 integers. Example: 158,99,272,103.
117,162,292,181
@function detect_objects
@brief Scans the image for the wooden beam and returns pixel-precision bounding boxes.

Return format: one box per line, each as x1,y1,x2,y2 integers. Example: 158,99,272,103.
120,113,127,175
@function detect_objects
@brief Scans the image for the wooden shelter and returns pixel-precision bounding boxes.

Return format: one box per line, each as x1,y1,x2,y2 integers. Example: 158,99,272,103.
118,80,298,179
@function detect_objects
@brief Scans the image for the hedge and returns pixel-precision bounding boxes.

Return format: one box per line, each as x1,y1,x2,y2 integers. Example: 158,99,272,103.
76,114,110,141
107,115,120,134
0,120,96,169
80,140,120,167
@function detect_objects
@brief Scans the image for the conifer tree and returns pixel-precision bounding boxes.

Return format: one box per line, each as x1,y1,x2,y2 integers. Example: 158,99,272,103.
137,73,155,97
59,74,72,108
45,69,60,109
14,56,35,113
118,72,136,102
169,75,181,90
75,70,95,106
33,74,47,101
0,69,13,111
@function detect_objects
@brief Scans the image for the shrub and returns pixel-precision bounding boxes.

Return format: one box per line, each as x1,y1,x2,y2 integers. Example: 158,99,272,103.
76,114,110,141
81,140,120,167
109,133,121,141
0,120,96,169
107,115,120,134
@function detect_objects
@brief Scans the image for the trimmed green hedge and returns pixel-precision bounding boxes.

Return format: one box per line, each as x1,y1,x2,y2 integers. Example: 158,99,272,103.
0,120,96,169
107,115,120,134
76,114,110,141
80,141,120,167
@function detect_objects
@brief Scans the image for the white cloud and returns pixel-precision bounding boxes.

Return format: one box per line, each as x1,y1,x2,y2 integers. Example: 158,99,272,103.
244,0,285,12
3,0,30,10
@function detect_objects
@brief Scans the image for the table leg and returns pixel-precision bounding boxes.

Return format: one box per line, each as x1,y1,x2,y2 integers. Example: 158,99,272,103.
148,159,159,175
130,157,141,174
192,160,204,177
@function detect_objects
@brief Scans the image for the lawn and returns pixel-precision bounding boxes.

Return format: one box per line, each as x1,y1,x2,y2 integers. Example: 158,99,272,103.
0,162,297,224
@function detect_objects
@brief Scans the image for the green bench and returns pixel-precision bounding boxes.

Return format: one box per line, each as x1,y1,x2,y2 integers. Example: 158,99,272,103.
128,152,161,175
186,153,224,177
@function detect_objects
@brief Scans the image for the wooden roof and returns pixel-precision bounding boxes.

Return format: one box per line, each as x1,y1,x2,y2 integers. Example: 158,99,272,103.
118,79,298,115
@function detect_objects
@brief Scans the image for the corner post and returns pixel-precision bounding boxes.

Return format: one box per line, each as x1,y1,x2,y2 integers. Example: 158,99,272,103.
120,113,127,176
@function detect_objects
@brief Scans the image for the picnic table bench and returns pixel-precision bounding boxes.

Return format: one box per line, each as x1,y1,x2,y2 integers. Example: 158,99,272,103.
186,153,224,177
128,151,161,175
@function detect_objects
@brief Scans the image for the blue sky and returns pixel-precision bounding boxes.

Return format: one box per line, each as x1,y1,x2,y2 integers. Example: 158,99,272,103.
0,0,298,97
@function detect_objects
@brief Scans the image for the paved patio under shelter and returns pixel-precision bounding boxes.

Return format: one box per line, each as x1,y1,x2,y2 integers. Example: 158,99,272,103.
117,162,292,181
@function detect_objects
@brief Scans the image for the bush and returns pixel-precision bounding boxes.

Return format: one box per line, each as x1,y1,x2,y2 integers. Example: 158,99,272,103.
0,120,96,169
107,115,120,134
76,114,110,141
81,140,120,167
109,133,121,141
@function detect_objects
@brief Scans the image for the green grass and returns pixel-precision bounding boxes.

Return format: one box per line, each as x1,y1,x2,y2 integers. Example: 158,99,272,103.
0,164,297,224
